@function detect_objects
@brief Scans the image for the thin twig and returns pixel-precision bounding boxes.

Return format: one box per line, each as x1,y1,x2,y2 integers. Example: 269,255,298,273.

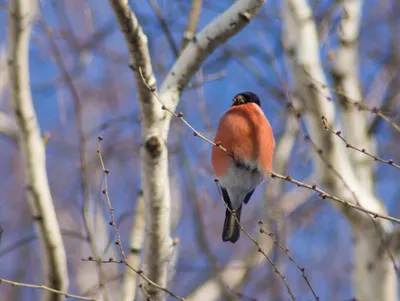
97,136,127,261
266,39,400,275
0,278,99,301
186,71,227,89
307,78,400,133
321,116,400,169
96,137,186,301
181,0,203,51
148,0,179,57
0,230,88,258
285,90,400,274
258,222,319,301
144,54,400,276
269,172,400,224
138,67,233,158
214,181,296,301
138,67,400,226
139,283,156,301
40,19,111,299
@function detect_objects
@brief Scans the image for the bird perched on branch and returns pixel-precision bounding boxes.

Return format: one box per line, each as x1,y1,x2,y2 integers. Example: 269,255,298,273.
212,92,275,243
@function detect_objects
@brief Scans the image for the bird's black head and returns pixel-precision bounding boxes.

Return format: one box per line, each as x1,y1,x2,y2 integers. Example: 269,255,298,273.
232,92,260,107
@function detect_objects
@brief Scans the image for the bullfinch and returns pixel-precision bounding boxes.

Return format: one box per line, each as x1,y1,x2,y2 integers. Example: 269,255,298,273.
211,92,275,243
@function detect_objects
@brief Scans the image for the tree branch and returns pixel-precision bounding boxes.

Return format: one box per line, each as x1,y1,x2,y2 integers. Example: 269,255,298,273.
148,0,179,57
107,1,265,300
181,0,203,52
39,19,111,301
107,2,171,300
282,0,398,299
160,0,266,120
0,278,98,301
7,1,68,300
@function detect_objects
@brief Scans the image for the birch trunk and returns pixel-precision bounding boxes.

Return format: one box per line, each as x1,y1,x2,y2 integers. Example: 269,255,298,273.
8,1,69,300
282,0,398,300
108,1,265,300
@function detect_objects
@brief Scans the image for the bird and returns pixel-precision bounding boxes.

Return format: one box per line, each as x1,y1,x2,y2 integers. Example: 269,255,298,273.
211,92,275,243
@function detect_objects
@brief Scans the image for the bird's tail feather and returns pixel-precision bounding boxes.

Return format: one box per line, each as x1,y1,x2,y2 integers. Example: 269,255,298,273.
222,204,242,243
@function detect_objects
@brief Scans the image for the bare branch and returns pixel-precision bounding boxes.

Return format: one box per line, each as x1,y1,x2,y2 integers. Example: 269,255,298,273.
39,19,111,300
83,257,186,301
282,0,398,299
106,3,171,297
0,278,98,301
258,222,318,300
0,230,88,258
181,0,203,52
141,67,400,226
187,181,310,301
96,138,186,301
270,172,400,224
214,181,296,301
107,0,157,125
8,1,68,300
139,283,156,301
148,0,179,57
321,116,399,169
108,1,265,300
160,0,266,117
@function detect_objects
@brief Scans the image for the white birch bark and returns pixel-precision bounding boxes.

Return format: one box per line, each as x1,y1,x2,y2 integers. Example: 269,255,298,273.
0,111,18,141
187,257,257,301
0,46,18,141
107,2,171,299
282,0,397,300
121,193,145,301
331,0,374,192
8,1,69,300
0,46,7,98
107,1,265,300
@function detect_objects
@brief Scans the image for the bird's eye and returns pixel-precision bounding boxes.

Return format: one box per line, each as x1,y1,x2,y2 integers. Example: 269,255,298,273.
233,95,245,105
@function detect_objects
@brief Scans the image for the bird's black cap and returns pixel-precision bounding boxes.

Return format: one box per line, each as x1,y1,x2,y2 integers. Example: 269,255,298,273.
232,92,260,107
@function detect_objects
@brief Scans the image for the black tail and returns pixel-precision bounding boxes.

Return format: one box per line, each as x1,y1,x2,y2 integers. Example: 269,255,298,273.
221,188,256,243
222,204,242,243
221,188,242,243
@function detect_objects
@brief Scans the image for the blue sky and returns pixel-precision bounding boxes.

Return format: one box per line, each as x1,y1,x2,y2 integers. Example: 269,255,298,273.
0,0,399,300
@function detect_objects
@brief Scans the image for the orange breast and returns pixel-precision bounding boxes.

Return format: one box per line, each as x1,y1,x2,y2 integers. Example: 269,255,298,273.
211,103,275,177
